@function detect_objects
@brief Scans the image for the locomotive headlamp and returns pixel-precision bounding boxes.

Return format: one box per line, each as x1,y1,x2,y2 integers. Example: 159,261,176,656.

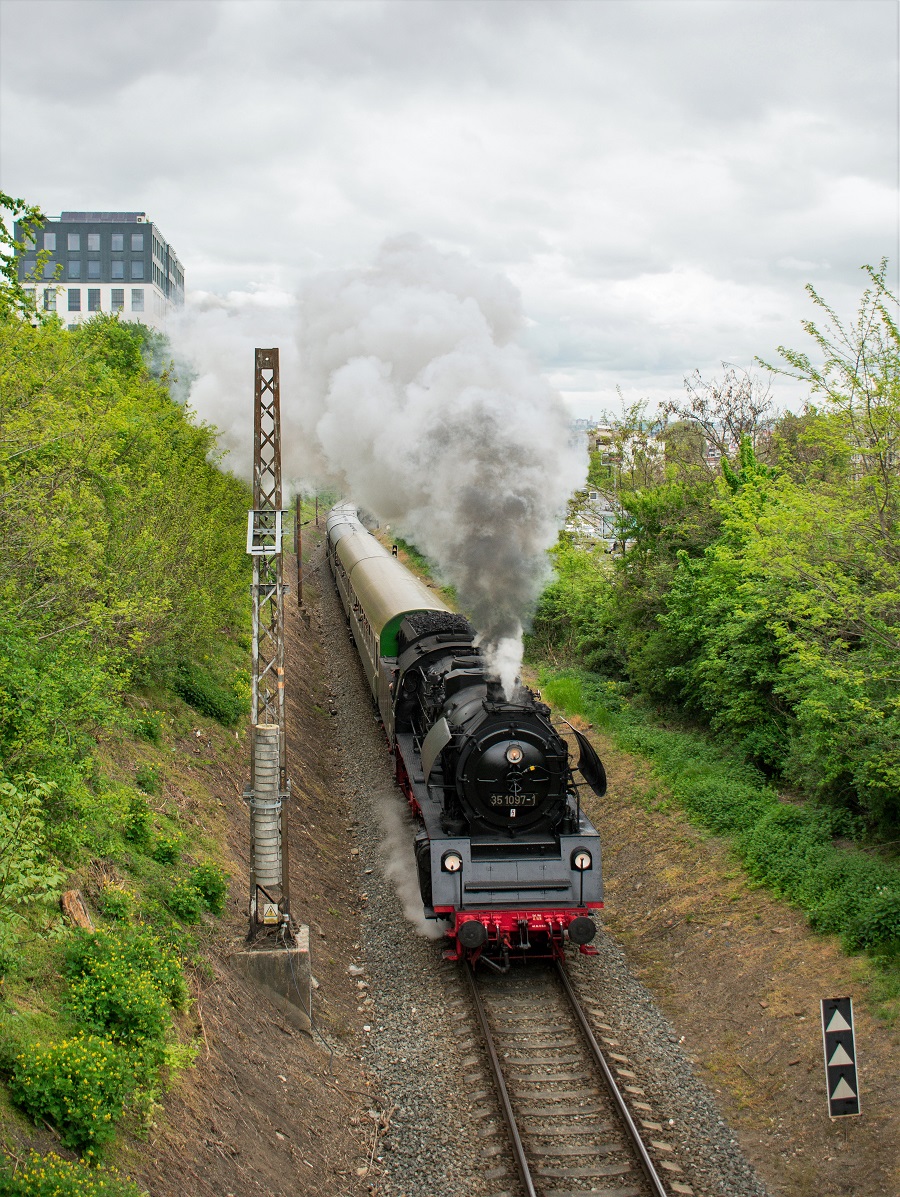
571,849,593,871
441,851,463,873
506,744,524,765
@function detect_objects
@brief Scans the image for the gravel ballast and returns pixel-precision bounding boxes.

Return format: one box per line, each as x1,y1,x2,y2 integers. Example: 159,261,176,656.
313,545,771,1197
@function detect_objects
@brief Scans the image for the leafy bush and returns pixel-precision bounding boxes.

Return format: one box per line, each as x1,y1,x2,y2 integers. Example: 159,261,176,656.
165,880,205,924
98,885,133,922
845,889,900,953
189,862,229,914
65,928,187,1019
542,668,900,954
132,710,162,744
134,765,160,795
171,664,246,727
0,777,65,909
0,1151,144,1196
8,1034,133,1154
122,794,152,849
151,834,182,865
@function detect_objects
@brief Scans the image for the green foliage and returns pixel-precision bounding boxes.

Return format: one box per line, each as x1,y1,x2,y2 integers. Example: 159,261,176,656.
165,881,205,924
132,711,162,744
0,311,251,793
189,862,229,914
98,885,133,922
0,776,65,910
0,191,56,323
534,266,900,832
122,795,152,850
64,929,187,1015
151,834,182,865
542,668,900,956
134,765,160,795
0,1152,144,1197
8,1034,133,1154
844,888,900,953
171,663,247,727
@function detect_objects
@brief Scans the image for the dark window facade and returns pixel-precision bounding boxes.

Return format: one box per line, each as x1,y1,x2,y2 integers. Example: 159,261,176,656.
68,288,81,311
88,288,101,312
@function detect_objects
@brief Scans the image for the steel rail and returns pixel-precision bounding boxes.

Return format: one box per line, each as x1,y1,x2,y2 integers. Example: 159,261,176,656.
555,959,670,1197
465,962,538,1197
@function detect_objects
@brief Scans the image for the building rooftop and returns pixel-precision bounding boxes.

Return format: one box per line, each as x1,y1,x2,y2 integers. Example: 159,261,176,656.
58,212,147,223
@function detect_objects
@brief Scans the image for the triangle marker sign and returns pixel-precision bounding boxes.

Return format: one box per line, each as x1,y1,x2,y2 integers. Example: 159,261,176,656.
821,997,860,1117
828,1043,854,1067
831,1077,857,1101
825,1009,852,1033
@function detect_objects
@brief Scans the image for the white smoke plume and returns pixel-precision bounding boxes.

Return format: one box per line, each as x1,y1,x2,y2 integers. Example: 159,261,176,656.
374,789,443,939
171,236,586,693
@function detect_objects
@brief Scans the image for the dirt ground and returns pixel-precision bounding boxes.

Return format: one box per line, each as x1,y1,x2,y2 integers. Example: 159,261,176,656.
3,533,378,1197
566,715,900,1197
124,542,379,1197
9,523,897,1197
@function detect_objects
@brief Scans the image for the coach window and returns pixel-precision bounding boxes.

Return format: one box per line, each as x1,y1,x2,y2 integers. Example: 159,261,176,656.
67,233,80,251
44,232,56,251
131,288,144,312
67,288,81,312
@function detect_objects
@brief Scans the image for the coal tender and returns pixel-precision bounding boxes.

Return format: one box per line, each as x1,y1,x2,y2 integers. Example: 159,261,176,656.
326,503,605,967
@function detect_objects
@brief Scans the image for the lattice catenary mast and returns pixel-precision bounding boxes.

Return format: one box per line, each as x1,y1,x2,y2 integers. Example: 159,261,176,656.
244,348,293,939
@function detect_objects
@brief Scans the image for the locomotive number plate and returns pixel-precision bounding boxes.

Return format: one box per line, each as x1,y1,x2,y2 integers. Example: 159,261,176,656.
489,793,537,807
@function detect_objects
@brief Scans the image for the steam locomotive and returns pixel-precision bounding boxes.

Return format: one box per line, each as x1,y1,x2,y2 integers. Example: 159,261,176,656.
326,503,605,966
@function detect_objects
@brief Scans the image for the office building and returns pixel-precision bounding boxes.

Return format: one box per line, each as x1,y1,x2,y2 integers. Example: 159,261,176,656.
16,211,185,331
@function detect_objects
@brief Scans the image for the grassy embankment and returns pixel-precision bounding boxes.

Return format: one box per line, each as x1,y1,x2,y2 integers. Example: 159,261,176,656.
0,303,253,1193
532,664,900,1021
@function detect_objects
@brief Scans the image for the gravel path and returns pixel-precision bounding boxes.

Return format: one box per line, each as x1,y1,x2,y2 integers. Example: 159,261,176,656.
313,545,771,1197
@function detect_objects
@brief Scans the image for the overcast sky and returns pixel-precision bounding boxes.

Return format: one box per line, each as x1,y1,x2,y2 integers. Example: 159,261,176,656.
1,0,897,418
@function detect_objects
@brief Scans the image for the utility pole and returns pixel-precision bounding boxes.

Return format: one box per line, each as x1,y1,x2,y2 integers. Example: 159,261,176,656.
245,348,292,940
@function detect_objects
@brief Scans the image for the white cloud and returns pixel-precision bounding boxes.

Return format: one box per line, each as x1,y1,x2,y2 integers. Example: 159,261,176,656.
1,0,896,420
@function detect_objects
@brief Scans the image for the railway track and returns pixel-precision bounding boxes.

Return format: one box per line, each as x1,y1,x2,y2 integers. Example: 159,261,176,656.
462,960,692,1197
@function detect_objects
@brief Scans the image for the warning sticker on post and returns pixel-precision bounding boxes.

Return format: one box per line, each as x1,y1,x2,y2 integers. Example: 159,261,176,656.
262,902,279,925
821,997,860,1117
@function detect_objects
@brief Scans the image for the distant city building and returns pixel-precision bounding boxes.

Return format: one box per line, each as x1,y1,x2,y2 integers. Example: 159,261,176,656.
15,211,184,331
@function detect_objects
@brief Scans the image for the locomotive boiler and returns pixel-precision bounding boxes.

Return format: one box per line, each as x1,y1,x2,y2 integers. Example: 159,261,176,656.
326,503,605,966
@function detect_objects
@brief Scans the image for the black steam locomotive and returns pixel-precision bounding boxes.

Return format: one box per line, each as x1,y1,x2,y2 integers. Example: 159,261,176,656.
326,503,605,966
